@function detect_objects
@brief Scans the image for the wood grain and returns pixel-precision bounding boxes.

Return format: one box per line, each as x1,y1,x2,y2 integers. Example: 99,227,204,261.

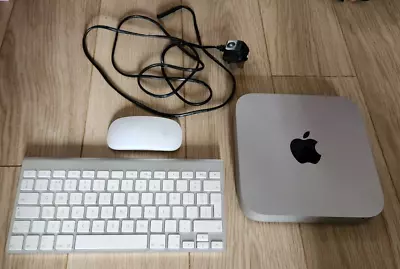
259,0,354,76
81,0,186,160
0,0,101,165
182,0,307,268
273,77,398,269
0,0,13,47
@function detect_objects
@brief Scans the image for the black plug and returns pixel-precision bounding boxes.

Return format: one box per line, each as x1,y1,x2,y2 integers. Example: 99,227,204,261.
222,40,249,68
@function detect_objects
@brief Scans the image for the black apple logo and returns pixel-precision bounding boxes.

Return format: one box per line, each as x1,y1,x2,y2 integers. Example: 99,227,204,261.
290,131,321,164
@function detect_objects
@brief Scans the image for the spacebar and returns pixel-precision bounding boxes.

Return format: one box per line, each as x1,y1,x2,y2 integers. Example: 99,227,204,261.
75,235,148,250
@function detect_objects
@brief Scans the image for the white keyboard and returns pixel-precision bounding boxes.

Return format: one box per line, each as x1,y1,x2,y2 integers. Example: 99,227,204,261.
7,158,225,253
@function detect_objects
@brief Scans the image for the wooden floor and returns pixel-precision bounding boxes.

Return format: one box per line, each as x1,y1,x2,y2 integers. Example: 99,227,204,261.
1,0,400,268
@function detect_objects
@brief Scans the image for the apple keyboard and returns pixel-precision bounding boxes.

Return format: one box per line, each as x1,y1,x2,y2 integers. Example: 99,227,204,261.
7,158,225,253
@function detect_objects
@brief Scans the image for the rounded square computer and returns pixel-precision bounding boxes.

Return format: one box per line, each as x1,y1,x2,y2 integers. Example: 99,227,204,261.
235,94,384,222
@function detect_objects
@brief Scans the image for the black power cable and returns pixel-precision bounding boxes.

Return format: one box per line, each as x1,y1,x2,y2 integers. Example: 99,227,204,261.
82,5,239,118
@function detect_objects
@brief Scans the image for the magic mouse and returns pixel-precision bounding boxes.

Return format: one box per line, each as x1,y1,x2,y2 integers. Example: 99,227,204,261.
107,116,182,151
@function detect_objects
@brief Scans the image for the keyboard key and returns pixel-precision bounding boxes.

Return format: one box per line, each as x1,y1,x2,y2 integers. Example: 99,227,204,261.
18,193,39,204
135,180,147,191
158,206,170,218
150,234,165,249
67,170,80,178
182,172,193,179
172,206,184,218
71,206,84,219
56,207,70,219
193,220,223,233
40,235,55,250
183,193,195,205
203,181,221,192
154,171,166,179
56,235,73,250
92,220,105,233
12,221,30,233
31,221,46,233
197,242,209,249
197,234,209,241
149,180,161,191
23,170,36,178
40,193,54,205
144,206,156,218
190,180,201,192
82,171,95,178
176,180,188,191
122,220,134,233
55,193,68,205
35,179,48,191
101,206,114,219
196,171,207,179
209,172,220,179
24,235,40,250
162,180,174,191
130,206,142,218
97,171,109,178
93,180,105,191
168,234,180,249
182,241,194,249
121,180,133,191
47,221,61,233
77,220,90,233
38,170,51,178
179,220,191,232
113,193,125,204
141,193,153,205
41,207,55,219
140,171,151,179
9,236,24,250
62,220,75,233
169,193,181,205
20,179,34,190
115,206,128,218
168,171,179,179
53,170,66,178
107,180,119,191
186,206,199,219
15,206,40,219
111,171,123,179
86,207,99,218
69,193,83,205
75,235,148,250
150,220,163,232
64,180,77,191
213,203,222,218
200,206,212,218
127,193,139,205
197,193,208,205
136,220,148,233
155,193,167,205
98,193,111,205
79,180,91,191
107,220,120,233
165,220,177,232
126,171,138,179
210,193,222,204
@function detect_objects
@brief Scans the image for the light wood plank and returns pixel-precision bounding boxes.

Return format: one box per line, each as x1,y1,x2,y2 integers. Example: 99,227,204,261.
81,0,186,159
333,1,400,265
0,0,101,165
182,0,307,268
273,76,398,269
0,0,13,47
259,0,354,76
75,1,188,268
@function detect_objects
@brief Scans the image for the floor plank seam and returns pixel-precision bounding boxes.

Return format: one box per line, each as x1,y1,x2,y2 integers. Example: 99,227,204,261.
0,165,21,168
272,75,357,78
298,223,309,269
0,0,17,52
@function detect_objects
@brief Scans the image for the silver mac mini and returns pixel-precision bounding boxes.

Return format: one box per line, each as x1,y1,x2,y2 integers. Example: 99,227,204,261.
234,94,384,223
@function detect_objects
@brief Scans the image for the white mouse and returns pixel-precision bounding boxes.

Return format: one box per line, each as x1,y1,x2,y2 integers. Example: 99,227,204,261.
107,116,182,151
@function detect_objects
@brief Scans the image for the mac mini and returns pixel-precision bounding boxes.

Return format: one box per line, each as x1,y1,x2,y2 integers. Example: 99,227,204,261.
235,94,384,223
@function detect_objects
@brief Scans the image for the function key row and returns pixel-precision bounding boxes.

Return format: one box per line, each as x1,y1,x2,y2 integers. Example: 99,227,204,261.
23,170,221,180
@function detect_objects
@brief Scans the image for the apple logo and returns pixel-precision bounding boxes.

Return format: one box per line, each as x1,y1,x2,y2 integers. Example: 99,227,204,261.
290,131,321,164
